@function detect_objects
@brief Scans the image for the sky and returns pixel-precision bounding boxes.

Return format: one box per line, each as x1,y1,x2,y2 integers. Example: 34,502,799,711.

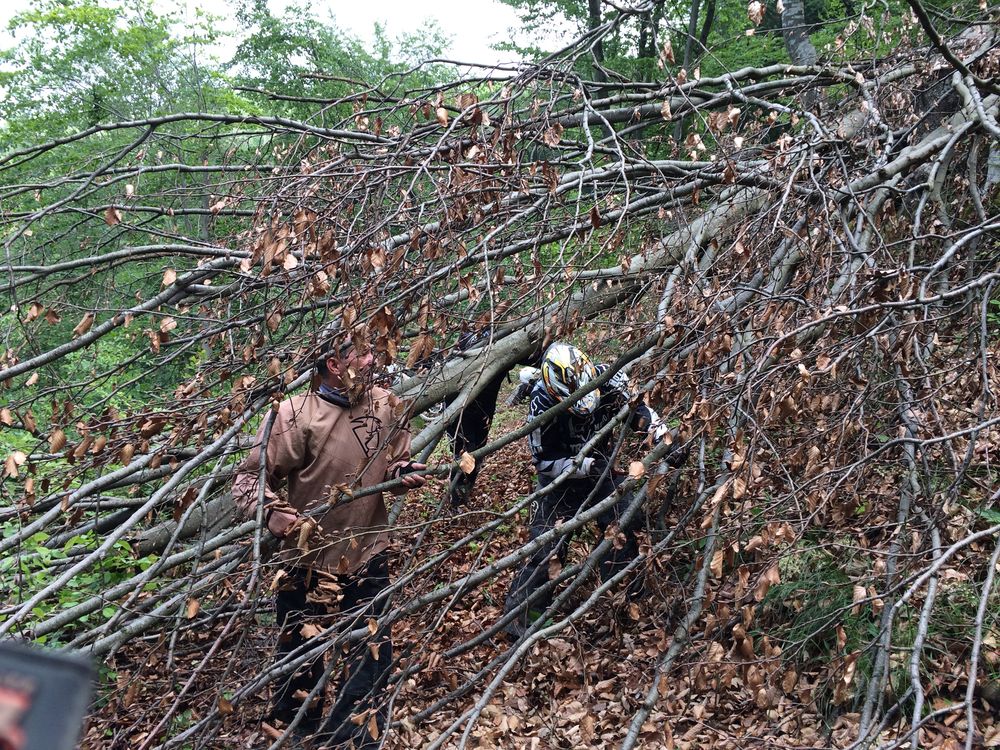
265,0,526,65
0,0,531,67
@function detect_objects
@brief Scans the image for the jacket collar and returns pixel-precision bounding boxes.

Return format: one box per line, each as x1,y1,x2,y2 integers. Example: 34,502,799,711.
317,383,351,408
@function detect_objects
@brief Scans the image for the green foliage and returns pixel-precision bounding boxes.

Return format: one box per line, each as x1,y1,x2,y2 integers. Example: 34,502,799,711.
988,298,1000,333
927,579,998,647
766,544,873,652
0,1,251,405
977,507,1000,526
229,0,449,120
759,539,1000,719
496,0,965,96
0,0,237,146
0,526,158,641
760,543,881,712
500,0,590,36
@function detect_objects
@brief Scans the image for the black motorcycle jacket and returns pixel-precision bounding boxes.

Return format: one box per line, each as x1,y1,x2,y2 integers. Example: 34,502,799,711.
527,365,656,481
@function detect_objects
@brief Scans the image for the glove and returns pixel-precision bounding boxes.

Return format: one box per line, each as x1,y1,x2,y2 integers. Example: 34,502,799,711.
582,455,615,478
649,419,670,445
664,444,690,468
505,381,533,407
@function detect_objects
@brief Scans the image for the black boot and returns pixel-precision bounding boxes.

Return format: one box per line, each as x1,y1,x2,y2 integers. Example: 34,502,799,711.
266,700,324,736
315,704,386,749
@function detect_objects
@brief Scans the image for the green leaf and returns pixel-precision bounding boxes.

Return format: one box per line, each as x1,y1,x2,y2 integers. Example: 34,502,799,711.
977,507,1000,525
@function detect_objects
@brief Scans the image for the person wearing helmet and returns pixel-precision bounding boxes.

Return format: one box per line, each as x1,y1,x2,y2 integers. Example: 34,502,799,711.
502,342,666,638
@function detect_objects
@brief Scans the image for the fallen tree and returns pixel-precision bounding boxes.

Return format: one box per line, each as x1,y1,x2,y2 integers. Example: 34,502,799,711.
1,2,999,747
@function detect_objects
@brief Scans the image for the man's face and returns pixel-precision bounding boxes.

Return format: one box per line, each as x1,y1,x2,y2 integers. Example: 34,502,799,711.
341,348,374,381
325,346,375,403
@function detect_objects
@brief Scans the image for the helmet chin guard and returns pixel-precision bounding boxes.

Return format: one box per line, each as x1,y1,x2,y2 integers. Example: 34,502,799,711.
540,342,599,416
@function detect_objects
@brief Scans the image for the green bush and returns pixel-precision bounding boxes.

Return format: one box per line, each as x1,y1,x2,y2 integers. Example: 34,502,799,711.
0,526,158,643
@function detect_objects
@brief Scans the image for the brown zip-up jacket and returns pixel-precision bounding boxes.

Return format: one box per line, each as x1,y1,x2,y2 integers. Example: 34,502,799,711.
231,387,412,575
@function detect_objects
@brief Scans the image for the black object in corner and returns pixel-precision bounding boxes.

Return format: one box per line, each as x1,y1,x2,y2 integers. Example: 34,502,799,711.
0,640,94,750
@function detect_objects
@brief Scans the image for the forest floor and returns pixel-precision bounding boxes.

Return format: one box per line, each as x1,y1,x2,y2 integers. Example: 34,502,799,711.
81,390,1000,749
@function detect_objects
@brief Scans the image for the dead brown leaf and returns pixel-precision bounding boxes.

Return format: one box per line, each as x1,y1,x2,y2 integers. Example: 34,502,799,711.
459,451,476,475
72,313,95,337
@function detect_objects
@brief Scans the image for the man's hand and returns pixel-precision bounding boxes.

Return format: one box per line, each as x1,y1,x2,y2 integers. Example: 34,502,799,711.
665,444,690,468
265,509,300,538
396,462,427,490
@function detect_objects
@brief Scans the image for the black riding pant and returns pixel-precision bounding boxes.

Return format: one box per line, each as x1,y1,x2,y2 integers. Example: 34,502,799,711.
272,552,392,746
447,373,503,506
503,473,640,630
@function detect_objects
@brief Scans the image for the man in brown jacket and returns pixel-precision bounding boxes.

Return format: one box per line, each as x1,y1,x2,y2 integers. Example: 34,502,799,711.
232,339,425,748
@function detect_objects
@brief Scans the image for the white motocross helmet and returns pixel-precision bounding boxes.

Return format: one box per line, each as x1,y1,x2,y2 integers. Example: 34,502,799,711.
540,342,599,416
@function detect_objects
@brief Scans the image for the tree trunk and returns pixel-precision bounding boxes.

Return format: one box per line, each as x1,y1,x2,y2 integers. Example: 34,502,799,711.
589,0,606,83
780,0,819,107
682,0,702,73
698,0,716,51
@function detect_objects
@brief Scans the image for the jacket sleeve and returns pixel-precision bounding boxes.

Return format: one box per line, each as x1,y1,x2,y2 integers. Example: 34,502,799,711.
382,397,414,493
601,368,656,433
231,400,307,516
